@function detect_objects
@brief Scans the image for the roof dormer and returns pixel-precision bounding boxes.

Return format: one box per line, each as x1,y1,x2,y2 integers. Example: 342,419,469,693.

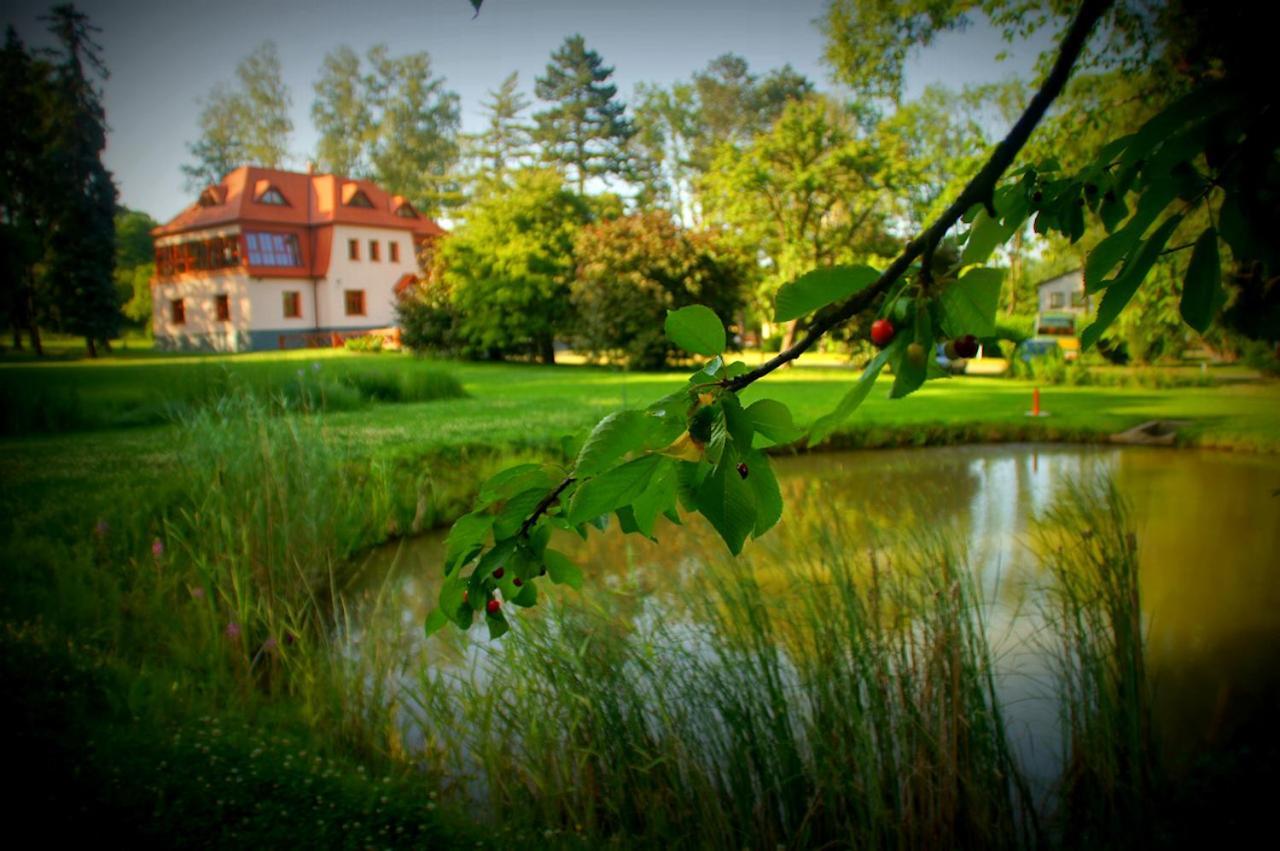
253,179,289,206
342,183,374,208
197,185,226,208
391,195,418,218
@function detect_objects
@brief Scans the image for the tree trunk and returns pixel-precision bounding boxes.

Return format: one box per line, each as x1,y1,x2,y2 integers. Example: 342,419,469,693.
10,325,22,350
538,335,556,365
27,321,42,356
86,337,97,359
779,319,799,365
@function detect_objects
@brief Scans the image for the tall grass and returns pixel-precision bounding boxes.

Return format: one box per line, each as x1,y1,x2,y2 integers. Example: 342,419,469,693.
379,482,1158,849
1036,476,1154,848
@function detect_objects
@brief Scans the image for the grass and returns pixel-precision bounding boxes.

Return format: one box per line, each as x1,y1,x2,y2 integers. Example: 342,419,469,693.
0,348,466,434
3,348,1278,846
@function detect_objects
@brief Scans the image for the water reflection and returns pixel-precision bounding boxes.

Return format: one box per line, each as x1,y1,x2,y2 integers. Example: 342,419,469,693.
349,444,1280,778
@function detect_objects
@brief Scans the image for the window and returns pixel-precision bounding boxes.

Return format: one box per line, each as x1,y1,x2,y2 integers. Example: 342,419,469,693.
171,299,185,324
389,241,400,263
394,203,417,218
369,239,380,261
1049,292,1065,309
283,291,302,319
215,294,231,322
244,232,302,267
344,289,366,316
255,187,288,206
348,239,360,260
156,236,242,276
345,190,374,208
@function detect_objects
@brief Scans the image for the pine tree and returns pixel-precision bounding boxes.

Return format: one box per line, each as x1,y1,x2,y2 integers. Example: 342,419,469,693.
0,26,49,353
41,4,119,357
475,71,532,177
533,35,634,194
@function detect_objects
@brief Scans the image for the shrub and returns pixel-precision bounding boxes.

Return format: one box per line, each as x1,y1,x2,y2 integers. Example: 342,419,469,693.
343,334,383,354
571,212,747,370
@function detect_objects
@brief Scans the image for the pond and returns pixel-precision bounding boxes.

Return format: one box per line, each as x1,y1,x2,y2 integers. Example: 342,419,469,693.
346,443,1280,805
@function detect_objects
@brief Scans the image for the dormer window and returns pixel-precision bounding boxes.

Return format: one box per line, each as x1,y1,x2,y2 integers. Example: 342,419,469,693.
345,189,374,208
394,204,417,218
253,179,289,206
256,187,288,206
197,186,225,208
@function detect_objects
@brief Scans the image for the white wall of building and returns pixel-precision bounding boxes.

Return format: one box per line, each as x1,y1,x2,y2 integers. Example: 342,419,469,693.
322,224,415,329
152,272,249,351
1037,270,1090,314
245,278,318,332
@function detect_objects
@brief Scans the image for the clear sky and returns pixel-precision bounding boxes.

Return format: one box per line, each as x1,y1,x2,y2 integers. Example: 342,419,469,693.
3,0,1052,222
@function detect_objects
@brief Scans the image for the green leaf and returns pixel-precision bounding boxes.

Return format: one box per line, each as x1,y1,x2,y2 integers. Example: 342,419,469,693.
543,549,584,590
960,209,1014,266
665,305,725,356
743,450,782,538
493,487,549,540
512,581,538,608
1180,228,1222,334
1084,179,1177,291
891,302,930,399
485,610,508,640
574,410,658,477
567,454,663,524
424,606,450,637
721,394,755,450
444,512,492,575
808,339,899,445
1081,213,1184,350
630,459,677,537
940,267,1003,338
746,399,801,445
774,265,880,322
694,452,757,555
478,464,552,507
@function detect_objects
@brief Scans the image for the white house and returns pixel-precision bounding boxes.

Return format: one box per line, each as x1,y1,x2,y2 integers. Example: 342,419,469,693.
1035,268,1091,314
151,166,445,351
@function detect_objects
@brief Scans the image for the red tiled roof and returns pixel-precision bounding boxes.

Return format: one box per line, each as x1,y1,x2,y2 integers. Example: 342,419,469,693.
153,166,446,239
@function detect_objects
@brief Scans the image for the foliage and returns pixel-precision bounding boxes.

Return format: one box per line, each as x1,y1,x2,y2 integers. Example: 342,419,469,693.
366,45,462,216
570,212,746,369
700,94,895,342
311,45,374,177
182,41,293,189
532,35,635,193
39,4,119,355
114,207,157,325
470,71,533,179
436,168,590,363
343,334,384,353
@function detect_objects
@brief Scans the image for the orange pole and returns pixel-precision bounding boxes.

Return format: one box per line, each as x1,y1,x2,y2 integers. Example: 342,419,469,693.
1032,387,1041,416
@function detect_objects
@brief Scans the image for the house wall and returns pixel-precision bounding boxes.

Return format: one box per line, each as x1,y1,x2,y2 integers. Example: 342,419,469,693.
321,224,415,330
1037,270,1090,314
152,272,250,352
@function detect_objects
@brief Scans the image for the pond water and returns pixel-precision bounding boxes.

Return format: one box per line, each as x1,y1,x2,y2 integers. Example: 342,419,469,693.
348,444,1280,787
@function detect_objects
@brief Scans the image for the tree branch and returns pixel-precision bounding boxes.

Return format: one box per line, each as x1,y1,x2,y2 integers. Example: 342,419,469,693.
725,0,1113,394
515,0,1113,541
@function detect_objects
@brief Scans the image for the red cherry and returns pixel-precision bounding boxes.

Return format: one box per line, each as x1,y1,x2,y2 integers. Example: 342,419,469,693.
736,462,749,479
493,566,505,579
486,599,500,615
513,577,523,587
870,319,895,348
955,334,979,359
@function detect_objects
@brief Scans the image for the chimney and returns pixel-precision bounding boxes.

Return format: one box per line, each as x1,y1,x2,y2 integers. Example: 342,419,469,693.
305,161,316,175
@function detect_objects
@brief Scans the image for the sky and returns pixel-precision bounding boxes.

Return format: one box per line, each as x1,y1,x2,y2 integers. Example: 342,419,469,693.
4,0,1053,222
